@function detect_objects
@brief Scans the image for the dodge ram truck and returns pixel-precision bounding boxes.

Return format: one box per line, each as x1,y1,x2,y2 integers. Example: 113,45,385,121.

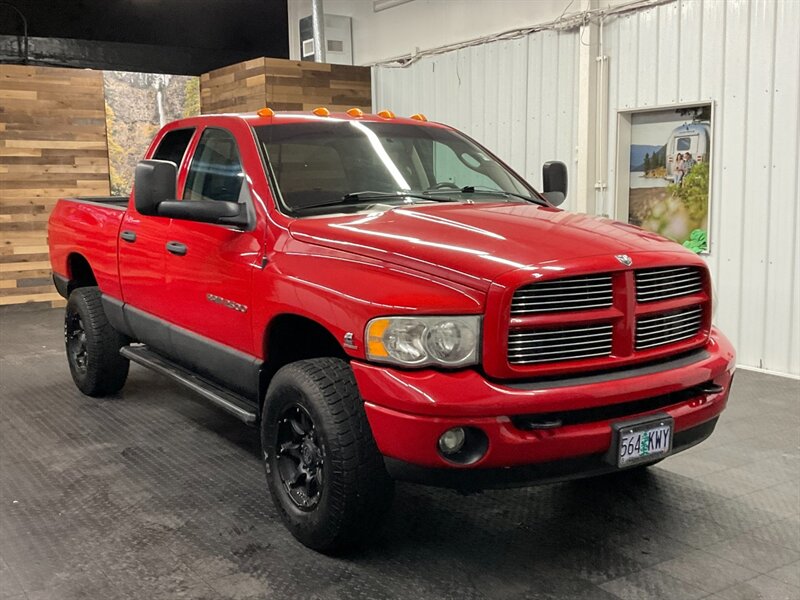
48,107,735,552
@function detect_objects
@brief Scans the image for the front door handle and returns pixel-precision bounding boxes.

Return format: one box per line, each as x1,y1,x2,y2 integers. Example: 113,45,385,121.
120,230,136,243
166,241,187,256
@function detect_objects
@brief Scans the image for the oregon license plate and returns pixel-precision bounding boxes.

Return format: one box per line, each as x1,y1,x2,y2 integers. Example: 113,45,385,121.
615,416,673,468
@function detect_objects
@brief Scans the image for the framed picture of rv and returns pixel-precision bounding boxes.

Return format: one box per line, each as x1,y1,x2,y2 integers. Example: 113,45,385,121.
614,103,713,254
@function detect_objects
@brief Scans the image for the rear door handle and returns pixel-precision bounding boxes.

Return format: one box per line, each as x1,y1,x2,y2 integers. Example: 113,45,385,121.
120,230,136,243
166,241,187,256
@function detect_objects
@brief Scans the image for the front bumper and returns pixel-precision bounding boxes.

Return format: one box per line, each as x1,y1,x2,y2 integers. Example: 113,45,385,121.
353,327,735,480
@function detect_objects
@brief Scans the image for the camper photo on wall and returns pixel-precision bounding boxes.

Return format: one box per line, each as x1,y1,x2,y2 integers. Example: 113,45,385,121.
627,104,711,253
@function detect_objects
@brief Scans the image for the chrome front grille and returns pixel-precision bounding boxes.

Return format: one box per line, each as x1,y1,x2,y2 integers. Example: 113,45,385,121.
636,306,703,350
507,323,613,364
510,274,613,316
635,266,703,302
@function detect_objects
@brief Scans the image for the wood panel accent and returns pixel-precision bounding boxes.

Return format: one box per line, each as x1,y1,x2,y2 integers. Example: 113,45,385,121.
0,65,109,307
201,58,371,115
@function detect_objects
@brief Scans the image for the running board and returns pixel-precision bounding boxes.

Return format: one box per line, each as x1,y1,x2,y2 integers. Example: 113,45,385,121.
120,345,257,424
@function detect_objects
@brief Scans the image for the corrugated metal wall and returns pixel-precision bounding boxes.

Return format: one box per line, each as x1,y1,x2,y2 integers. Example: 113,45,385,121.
603,0,800,375
372,0,800,376
373,29,580,210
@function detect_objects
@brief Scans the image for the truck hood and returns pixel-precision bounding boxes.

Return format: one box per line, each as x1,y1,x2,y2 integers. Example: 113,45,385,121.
288,203,691,290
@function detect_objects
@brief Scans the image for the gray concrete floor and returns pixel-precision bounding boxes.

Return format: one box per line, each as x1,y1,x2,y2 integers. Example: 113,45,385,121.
0,307,798,600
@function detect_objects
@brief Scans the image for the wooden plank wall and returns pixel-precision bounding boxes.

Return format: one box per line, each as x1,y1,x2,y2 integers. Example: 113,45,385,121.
201,58,371,115
199,58,268,114
0,65,109,307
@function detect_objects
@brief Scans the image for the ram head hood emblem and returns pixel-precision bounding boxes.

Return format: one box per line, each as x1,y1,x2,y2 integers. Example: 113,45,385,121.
615,254,633,267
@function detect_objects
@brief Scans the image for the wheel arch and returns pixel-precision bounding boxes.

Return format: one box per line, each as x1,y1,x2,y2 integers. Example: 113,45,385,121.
259,313,348,405
65,253,98,293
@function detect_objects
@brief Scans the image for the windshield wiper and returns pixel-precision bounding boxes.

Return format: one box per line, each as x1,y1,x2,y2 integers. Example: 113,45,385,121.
423,185,548,206
297,190,460,212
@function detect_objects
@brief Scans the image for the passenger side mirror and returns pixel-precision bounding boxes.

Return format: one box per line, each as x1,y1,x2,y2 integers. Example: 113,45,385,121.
157,199,249,228
134,160,177,216
542,161,568,206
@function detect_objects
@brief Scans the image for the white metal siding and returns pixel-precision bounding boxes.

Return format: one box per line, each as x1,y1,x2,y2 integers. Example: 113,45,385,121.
373,29,580,209
604,0,800,376
372,0,800,375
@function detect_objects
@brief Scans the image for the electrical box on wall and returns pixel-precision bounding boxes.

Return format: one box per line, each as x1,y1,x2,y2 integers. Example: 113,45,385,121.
299,14,353,65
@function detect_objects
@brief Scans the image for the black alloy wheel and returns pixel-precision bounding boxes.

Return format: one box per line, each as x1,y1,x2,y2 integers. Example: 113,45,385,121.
65,310,88,374
275,404,325,510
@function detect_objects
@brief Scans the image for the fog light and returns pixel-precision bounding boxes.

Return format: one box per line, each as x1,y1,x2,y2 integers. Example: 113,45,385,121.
438,427,466,455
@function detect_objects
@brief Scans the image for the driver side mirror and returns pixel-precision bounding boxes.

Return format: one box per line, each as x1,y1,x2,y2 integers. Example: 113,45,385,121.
157,199,249,228
134,160,177,216
542,161,568,206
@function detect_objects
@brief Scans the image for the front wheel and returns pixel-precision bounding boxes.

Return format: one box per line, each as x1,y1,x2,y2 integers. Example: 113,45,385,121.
65,287,129,397
261,358,394,553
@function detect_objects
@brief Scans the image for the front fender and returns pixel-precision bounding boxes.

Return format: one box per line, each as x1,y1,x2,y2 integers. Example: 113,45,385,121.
251,244,485,360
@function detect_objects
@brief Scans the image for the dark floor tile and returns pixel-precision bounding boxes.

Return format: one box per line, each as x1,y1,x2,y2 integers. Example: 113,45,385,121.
0,557,25,600
599,568,707,600
765,562,800,589
705,532,800,574
748,519,800,552
710,574,800,600
652,549,759,593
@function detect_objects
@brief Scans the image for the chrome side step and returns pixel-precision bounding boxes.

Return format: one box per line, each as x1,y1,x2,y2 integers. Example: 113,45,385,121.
120,345,257,424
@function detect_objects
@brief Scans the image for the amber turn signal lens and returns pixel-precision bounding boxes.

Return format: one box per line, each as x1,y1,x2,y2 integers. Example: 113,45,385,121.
377,109,396,119
410,113,427,121
366,318,391,358
257,107,275,117
312,106,330,116
346,107,364,117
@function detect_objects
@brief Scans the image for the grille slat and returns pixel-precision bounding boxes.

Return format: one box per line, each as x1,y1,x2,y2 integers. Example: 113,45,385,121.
510,349,612,365
635,306,703,350
636,309,702,331
508,322,613,365
514,288,613,299
511,274,613,315
637,325,701,343
508,333,612,348
635,267,703,302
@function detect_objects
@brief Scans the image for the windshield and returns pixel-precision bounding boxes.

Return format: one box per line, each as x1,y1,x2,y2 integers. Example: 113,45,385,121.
253,121,540,215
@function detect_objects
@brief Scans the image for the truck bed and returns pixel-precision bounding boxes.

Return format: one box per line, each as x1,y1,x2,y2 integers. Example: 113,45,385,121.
48,196,129,299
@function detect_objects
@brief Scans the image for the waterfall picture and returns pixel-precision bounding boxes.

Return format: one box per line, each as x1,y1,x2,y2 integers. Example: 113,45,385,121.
102,71,200,196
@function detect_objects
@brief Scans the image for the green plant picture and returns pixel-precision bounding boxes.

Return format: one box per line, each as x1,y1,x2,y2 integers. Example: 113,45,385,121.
627,105,711,253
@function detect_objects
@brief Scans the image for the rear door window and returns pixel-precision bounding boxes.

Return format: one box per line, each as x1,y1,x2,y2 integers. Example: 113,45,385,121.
152,128,195,167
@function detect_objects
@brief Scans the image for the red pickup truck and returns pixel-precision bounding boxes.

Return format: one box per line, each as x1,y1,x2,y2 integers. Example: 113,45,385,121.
48,109,735,552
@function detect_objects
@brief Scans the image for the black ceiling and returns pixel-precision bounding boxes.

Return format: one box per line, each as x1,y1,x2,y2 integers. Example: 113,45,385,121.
0,0,289,74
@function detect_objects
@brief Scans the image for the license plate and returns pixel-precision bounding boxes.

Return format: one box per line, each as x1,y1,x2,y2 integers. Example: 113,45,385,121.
615,417,673,468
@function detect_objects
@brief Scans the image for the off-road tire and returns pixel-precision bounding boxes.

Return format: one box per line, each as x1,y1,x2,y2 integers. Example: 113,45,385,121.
261,358,394,553
65,286,129,397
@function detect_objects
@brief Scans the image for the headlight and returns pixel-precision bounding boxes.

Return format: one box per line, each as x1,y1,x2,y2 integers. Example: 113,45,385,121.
366,316,480,367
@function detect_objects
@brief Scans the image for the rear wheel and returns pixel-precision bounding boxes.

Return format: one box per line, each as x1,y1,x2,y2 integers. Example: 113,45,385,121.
261,358,394,553
65,287,129,397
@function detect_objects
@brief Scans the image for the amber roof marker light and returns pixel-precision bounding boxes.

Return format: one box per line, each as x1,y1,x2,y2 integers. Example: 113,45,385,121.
377,109,396,119
312,106,331,117
410,113,428,121
346,107,364,117
256,107,275,117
